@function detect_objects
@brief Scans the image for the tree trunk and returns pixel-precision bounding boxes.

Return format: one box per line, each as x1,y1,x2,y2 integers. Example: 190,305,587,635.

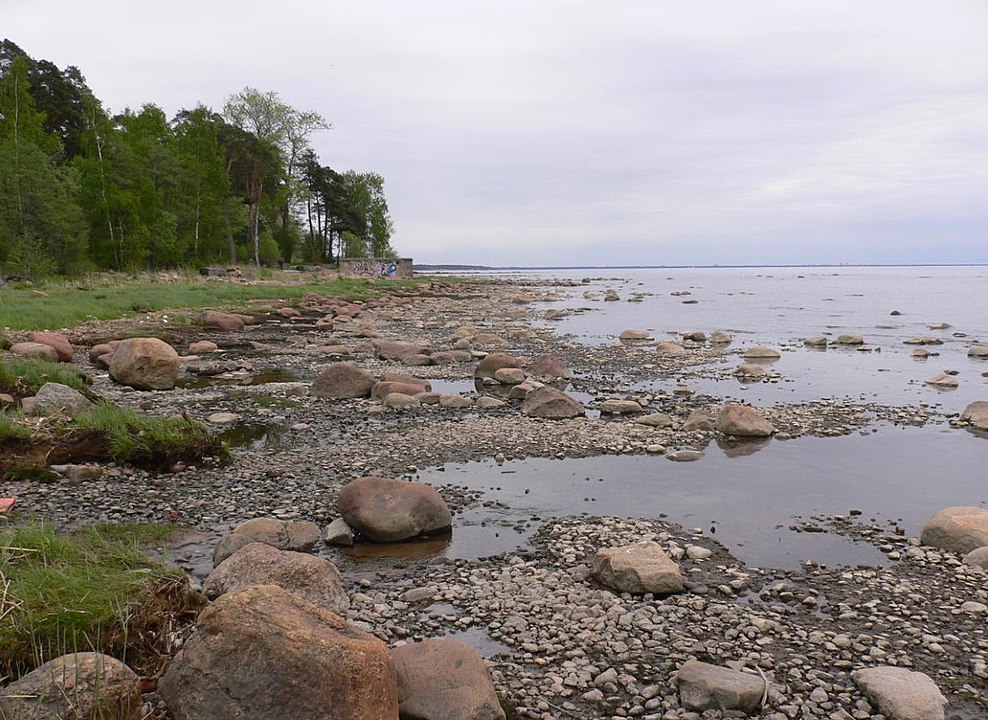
223,203,237,265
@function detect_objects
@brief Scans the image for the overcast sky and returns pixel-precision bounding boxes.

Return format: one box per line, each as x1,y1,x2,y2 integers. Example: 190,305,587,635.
6,0,988,266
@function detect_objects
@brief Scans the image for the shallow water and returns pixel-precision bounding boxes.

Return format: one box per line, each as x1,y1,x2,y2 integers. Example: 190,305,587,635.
414,425,988,570
534,266,988,408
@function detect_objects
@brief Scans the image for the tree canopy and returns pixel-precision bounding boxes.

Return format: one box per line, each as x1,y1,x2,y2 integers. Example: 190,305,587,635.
0,40,396,277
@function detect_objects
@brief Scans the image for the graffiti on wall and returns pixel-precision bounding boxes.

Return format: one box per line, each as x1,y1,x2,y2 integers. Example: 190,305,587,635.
352,259,398,278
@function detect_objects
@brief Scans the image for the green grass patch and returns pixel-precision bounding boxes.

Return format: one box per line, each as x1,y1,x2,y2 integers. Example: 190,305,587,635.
0,356,88,396
0,274,444,331
0,409,31,441
0,521,204,678
73,403,226,467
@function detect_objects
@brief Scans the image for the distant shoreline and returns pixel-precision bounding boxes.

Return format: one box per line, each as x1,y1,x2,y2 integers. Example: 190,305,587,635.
416,262,988,271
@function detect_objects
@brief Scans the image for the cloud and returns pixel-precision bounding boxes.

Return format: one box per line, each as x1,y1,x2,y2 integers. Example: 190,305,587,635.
6,0,988,264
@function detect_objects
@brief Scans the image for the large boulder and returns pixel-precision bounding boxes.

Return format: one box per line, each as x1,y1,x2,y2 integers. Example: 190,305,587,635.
521,386,585,419
311,362,376,399
393,639,505,720
29,331,74,362
925,372,958,388
852,666,946,720
0,652,141,720
599,399,644,415
592,541,683,595
716,404,775,437
676,659,765,714
920,506,988,555
213,517,321,566
158,585,398,720
339,476,452,543
108,337,180,390
9,341,59,362
204,541,349,613
201,310,246,331
968,346,988,358
960,401,988,430
25,382,93,418
475,353,523,380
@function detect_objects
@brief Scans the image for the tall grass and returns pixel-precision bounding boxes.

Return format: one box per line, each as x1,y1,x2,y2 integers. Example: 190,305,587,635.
0,409,31,441
73,403,223,466
0,274,436,331
0,357,88,395
0,522,188,677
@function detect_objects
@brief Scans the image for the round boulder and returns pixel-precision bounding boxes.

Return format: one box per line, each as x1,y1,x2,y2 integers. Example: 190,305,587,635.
655,341,685,356
716,404,775,437
108,337,180,390
921,506,988,555
393,639,505,720
158,585,398,720
521,386,585,419
339,476,452,543
312,362,376,399
204,542,349,613
0,652,141,720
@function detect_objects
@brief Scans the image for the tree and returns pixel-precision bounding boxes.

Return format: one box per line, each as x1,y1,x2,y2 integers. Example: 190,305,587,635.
0,54,86,275
338,170,395,258
223,87,329,263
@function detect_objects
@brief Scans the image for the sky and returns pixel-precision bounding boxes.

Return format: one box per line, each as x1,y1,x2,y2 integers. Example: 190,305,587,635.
5,0,988,266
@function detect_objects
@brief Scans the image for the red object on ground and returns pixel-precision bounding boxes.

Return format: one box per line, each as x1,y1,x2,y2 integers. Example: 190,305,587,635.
0,498,16,513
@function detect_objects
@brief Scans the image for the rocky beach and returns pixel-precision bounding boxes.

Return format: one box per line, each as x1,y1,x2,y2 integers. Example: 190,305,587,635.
2,273,988,720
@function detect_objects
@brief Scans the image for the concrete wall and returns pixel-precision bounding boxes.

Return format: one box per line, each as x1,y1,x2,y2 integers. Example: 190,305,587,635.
339,258,413,280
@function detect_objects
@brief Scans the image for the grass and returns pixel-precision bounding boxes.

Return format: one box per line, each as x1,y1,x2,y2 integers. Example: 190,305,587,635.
72,403,226,467
0,409,31,441
0,272,444,331
0,521,204,679
0,402,227,480
0,356,89,397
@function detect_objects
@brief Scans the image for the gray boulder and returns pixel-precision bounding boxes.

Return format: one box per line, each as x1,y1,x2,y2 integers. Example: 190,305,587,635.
852,666,946,720
676,659,765,714
339,476,452,542
26,382,93,418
